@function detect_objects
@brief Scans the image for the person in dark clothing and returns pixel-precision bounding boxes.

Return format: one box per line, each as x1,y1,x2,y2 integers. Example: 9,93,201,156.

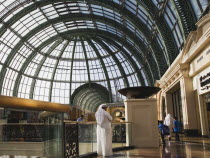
158,120,165,144
174,117,181,141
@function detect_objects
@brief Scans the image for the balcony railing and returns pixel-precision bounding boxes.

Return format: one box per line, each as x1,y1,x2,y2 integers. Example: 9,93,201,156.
64,121,132,157
0,119,132,157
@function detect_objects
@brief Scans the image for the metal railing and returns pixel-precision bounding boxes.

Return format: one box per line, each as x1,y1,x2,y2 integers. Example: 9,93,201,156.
64,121,132,158
0,120,132,158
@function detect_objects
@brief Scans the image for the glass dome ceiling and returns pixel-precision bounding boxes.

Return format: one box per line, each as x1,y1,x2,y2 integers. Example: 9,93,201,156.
0,0,209,111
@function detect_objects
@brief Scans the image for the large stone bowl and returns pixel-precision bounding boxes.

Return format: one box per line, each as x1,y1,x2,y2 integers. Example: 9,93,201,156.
118,86,160,99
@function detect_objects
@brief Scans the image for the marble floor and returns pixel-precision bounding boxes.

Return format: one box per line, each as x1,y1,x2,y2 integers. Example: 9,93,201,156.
95,136,210,158
1,136,210,157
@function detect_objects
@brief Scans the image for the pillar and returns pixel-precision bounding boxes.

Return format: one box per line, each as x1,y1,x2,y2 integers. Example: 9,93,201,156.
124,98,159,147
180,74,199,136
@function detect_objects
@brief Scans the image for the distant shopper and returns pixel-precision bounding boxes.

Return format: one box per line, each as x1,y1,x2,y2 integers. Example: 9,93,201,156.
158,120,166,144
174,117,181,141
95,104,113,157
77,115,84,121
164,113,174,140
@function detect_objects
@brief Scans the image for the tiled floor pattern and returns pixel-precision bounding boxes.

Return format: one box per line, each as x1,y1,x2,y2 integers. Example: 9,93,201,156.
95,136,210,158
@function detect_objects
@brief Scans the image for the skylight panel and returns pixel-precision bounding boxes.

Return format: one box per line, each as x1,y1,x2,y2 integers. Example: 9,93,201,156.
12,4,26,15
43,57,57,68
54,65,71,81
77,26,88,29
93,42,107,57
41,41,56,53
1,29,21,47
81,9,90,14
54,22,68,32
69,7,79,10
0,43,11,63
54,3,66,8
31,54,42,65
2,68,18,96
67,26,77,31
164,14,173,29
9,53,26,71
0,4,4,11
25,62,39,76
30,9,47,24
54,22,66,28
136,31,145,41
18,75,33,98
50,42,64,57
132,55,142,69
3,12,13,22
85,44,97,59
16,25,29,36
92,11,103,16
12,21,23,31
78,3,88,7
36,31,51,42
61,43,74,59
66,2,77,7
113,0,122,5
125,0,137,15
57,8,68,12
42,5,59,19
104,42,118,52
165,6,176,26
19,43,33,58
1,0,13,8
28,26,55,47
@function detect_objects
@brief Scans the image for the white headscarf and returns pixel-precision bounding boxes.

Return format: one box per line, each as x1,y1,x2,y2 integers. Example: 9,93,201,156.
95,104,107,126
166,113,173,118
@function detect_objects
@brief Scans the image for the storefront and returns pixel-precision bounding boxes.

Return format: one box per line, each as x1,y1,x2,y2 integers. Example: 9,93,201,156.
194,67,210,137
156,13,210,137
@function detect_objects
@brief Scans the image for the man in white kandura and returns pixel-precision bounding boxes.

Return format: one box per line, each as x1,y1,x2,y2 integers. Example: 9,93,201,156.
95,104,113,157
164,113,174,140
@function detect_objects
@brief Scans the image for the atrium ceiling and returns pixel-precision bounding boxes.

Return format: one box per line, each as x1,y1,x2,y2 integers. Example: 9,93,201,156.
0,0,209,111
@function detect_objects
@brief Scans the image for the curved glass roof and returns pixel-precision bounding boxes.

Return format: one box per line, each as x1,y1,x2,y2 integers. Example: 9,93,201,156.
0,0,209,111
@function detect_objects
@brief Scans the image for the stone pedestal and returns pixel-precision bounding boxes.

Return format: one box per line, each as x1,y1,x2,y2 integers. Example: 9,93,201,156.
124,98,159,147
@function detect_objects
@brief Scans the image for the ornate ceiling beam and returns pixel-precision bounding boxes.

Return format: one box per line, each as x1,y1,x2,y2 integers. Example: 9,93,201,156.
13,39,63,97
170,0,196,38
49,40,69,102
81,37,91,88
85,37,112,102
0,1,165,76
92,37,129,88
0,29,152,96
98,36,151,85
139,0,179,63
0,14,158,89
69,40,77,103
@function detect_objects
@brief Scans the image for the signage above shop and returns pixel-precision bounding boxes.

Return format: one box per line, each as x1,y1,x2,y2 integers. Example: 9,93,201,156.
200,71,210,90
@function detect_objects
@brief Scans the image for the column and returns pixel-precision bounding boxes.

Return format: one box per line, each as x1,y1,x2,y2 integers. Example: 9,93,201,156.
125,98,159,147
180,75,199,136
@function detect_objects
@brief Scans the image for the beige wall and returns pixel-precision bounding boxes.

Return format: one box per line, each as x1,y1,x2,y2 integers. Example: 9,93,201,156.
156,13,210,136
